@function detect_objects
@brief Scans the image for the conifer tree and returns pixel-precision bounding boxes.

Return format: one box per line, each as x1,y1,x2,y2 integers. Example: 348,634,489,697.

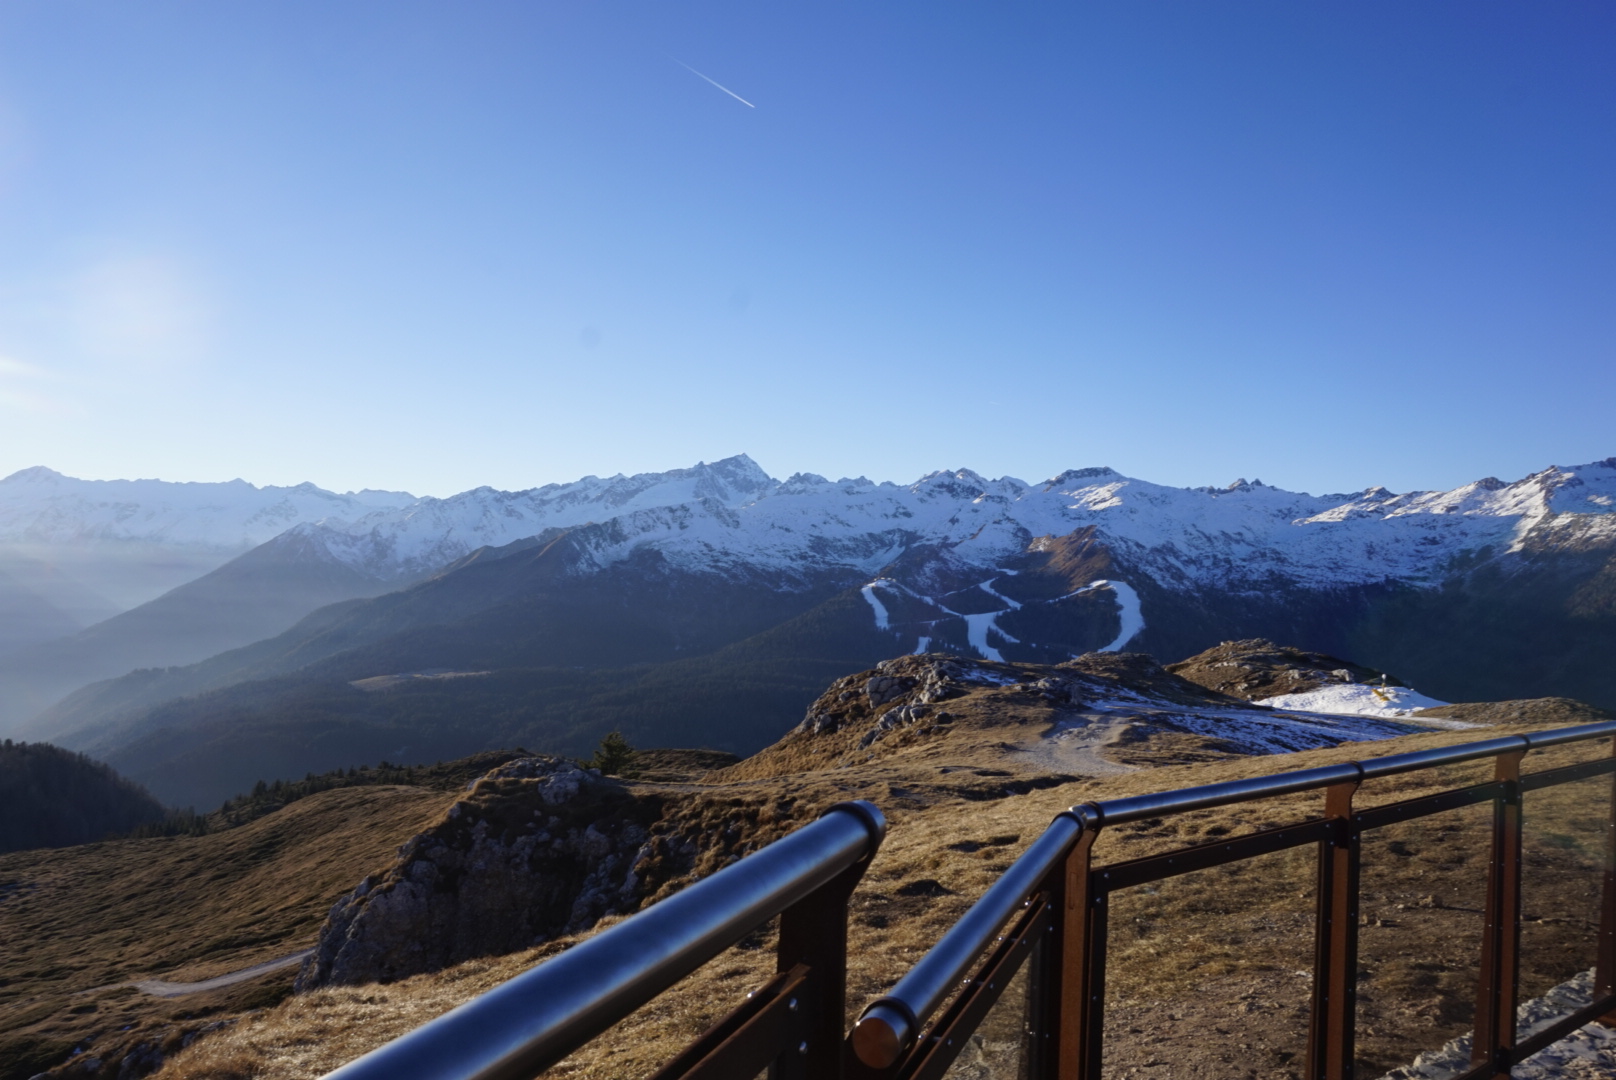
588,731,637,776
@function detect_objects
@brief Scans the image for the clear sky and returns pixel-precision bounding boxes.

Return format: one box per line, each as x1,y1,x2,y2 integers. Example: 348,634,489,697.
0,2,1611,498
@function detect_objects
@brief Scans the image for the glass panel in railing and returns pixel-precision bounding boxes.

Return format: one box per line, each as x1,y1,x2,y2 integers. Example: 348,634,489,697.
1101,844,1316,1080
1517,772,1611,1044
941,940,1034,1080
1355,801,1489,1080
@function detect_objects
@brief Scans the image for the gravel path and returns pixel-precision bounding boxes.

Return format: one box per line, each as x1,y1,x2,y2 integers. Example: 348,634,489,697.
127,949,313,999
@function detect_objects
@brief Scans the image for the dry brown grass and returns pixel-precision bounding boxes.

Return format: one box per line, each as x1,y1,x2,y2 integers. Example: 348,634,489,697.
155,719,1608,1080
0,785,455,1080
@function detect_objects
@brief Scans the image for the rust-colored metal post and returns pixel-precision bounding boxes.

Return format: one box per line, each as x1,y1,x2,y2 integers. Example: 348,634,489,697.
1599,737,1616,1025
1308,778,1361,1080
1472,750,1525,1072
1058,825,1103,1080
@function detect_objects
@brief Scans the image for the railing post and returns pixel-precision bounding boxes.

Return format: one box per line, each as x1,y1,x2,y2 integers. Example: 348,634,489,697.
1059,810,1104,1080
1473,750,1525,1072
1308,777,1361,1080
776,802,884,1080
1599,736,1616,1025
1026,864,1065,1078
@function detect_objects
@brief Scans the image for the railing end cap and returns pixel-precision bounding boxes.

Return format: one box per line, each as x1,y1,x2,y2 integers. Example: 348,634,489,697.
853,998,918,1069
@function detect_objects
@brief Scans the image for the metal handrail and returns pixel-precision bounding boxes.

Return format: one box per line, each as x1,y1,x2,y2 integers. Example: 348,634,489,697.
852,720,1616,1069
853,812,1082,1068
322,800,885,1080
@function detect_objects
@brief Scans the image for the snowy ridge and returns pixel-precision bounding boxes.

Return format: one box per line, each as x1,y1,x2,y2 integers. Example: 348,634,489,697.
0,467,415,552
8,454,1614,592
285,454,1616,590
282,457,780,580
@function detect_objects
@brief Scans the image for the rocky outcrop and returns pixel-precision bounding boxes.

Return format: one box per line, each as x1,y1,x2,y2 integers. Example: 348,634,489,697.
296,756,672,989
1166,639,1396,701
292,752,813,991
797,655,996,737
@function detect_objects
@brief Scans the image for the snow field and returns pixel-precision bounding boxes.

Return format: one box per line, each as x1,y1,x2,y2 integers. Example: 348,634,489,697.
1257,684,1451,719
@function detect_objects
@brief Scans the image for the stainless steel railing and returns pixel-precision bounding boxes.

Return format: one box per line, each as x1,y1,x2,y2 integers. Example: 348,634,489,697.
322,800,885,1080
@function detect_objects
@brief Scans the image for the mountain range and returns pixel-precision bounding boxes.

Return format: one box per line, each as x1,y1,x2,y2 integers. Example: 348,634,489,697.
2,453,1612,807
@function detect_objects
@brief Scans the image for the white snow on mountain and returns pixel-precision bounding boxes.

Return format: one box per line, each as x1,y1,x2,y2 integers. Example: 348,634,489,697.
283,455,781,579
859,583,891,630
0,466,416,552
1048,685,1431,761
366,454,1611,598
1257,684,1452,719
9,454,1615,600
1071,580,1146,652
859,572,1146,661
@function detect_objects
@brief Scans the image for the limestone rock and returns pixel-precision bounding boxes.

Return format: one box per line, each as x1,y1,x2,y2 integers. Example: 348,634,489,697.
296,755,663,989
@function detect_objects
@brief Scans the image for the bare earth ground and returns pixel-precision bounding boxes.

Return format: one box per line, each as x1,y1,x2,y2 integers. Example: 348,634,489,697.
6,653,1612,1080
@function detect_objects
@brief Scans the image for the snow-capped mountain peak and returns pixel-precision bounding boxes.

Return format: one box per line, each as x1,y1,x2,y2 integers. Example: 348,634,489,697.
9,455,1615,596
0,469,418,551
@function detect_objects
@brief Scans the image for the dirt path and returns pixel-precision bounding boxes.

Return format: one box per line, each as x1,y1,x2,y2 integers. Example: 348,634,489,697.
124,949,314,999
1023,710,1139,776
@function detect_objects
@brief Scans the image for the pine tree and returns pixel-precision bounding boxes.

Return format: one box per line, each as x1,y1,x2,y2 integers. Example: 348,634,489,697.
587,731,637,776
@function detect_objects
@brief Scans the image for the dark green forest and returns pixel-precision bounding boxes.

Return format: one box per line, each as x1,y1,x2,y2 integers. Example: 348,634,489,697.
0,741,168,853
90,587,901,808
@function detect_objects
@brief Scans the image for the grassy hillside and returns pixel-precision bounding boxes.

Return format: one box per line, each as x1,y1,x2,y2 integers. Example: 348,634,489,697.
153,716,1612,1080
55,547,1616,810
29,526,1616,815
0,782,458,1080
11,647,1609,1080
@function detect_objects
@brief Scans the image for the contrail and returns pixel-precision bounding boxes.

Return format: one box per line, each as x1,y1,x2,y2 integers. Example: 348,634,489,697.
673,58,755,108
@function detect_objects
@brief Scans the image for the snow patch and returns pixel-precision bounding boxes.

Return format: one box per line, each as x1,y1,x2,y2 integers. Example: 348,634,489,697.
1258,684,1451,719
1062,579,1146,652
1058,696,1425,757
978,575,1023,610
963,611,1018,663
860,582,892,631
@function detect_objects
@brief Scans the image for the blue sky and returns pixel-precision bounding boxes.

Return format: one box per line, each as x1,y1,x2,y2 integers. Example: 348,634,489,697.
0,2,1611,497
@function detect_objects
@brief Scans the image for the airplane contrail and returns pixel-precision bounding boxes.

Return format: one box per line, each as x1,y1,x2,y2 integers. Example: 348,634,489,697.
673,58,756,108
